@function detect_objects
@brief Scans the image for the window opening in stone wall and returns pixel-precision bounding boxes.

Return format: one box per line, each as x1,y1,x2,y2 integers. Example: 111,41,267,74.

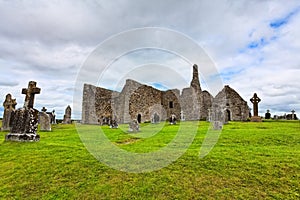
169,101,173,108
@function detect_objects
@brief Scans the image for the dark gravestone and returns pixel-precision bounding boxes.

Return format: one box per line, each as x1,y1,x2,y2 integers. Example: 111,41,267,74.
169,114,177,125
265,109,271,119
110,119,118,129
1,94,17,131
39,107,51,131
51,110,56,124
63,105,72,124
100,116,111,126
5,81,41,141
291,110,296,120
250,93,262,122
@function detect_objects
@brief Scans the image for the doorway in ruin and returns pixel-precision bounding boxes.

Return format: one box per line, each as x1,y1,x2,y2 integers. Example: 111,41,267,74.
226,109,231,121
137,114,142,123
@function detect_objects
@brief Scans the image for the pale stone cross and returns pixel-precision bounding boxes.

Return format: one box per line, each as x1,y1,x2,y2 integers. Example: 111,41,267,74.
22,81,41,109
250,93,261,117
291,110,295,120
41,107,47,112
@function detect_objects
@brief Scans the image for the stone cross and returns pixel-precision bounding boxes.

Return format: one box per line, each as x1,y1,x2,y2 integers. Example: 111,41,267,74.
41,107,47,112
250,93,261,117
22,81,41,109
291,110,295,120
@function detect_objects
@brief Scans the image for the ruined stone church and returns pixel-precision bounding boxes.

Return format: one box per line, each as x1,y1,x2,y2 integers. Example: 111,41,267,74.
82,64,249,124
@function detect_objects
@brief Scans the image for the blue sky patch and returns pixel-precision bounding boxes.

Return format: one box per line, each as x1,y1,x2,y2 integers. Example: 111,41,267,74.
152,82,169,91
270,7,300,29
247,37,268,49
220,68,244,81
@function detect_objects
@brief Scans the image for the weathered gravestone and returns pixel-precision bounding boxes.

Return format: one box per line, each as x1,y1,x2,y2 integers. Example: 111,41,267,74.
250,93,262,122
180,111,185,121
128,119,140,132
291,110,296,120
110,119,118,128
169,114,177,125
39,107,51,131
99,116,111,126
5,81,41,141
152,113,160,124
1,94,17,131
63,105,72,124
265,109,271,119
50,109,56,124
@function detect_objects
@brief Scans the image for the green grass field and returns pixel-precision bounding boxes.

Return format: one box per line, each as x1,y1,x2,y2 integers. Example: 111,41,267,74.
0,120,299,199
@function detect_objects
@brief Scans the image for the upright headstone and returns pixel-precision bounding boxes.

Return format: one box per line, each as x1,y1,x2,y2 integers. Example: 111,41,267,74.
39,107,51,131
169,114,177,125
265,109,271,119
152,113,160,124
1,94,17,131
128,119,139,132
180,111,185,121
250,93,262,122
63,105,72,124
110,118,118,129
291,110,295,120
5,81,41,141
51,110,56,124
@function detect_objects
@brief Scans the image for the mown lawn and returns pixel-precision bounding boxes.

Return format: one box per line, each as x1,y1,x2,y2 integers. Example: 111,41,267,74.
0,120,299,199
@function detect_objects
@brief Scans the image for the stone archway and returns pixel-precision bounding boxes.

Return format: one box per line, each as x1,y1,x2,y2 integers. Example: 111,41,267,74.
137,114,142,123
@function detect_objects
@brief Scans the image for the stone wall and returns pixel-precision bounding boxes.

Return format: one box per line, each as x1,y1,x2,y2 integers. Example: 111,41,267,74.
213,85,249,121
81,66,250,124
82,84,98,124
201,90,213,120
180,87,201,120
129,85,162,122
162,89,181,120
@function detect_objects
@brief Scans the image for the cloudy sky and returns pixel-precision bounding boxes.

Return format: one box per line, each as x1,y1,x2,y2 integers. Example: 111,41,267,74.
0,0,300,119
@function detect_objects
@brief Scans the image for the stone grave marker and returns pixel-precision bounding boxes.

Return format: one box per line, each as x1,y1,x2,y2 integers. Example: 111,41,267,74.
291,110,295,120
5,81,41,141
110,118,118,128
1,94,17,131
169,114,177,125
63,105,72,124
180,111,185,121
250,93,262,122
265,109,271,119
39,107,51,131
51,110,56,124
128,119,139,132
152,113,160,124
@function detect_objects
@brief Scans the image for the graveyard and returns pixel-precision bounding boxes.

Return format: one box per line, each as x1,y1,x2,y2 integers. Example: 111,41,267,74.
0,119,299,199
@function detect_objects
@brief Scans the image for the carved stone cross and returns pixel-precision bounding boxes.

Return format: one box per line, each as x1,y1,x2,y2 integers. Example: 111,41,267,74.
291,110,295,120
22,81,41,109
41,107,47,112
250,93,261,117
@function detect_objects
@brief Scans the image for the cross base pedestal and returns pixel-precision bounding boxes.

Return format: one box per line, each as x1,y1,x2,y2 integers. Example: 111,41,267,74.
5,133,40,142
251,116,262,122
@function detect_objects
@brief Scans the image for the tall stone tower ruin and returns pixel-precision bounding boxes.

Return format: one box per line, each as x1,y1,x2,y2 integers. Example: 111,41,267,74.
190,64,201,92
